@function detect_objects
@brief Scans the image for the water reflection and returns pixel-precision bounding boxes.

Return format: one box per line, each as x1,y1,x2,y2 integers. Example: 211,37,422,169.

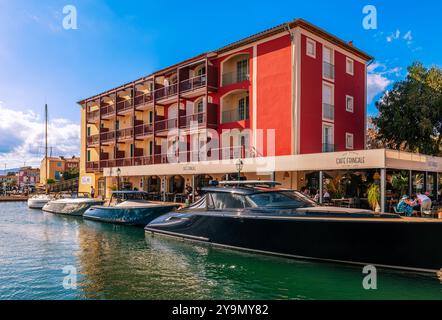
0,203,441,300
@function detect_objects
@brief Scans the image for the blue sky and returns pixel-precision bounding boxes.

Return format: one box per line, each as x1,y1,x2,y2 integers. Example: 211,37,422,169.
0,0,440,168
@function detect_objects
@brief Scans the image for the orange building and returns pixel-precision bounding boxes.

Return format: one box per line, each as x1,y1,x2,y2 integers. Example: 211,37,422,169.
39,156,80,185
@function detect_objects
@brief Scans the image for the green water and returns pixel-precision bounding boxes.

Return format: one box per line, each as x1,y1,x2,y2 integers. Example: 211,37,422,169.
0,202,441,300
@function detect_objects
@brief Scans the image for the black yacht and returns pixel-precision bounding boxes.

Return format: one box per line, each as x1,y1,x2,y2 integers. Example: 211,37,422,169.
145,181,442,274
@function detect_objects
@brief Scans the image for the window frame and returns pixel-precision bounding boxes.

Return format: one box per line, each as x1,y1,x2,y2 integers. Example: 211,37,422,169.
346,132,354,150
322,82,334,122
346,95,354,113
322,122,335,152
346,57,354,76
306,38,316,58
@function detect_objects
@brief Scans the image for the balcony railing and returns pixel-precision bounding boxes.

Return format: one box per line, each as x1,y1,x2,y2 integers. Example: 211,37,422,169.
155,118,178,132
101,104,115,118
86,161,99,172
180,74,207,93
322,143,335,153
133,156,154,166
155,83,178,101
134,124,153,137
134,93,153,108
323,62,335,80
87,134,99,146
222,109,249,123
116,99,133,113
87,110,100,122
116,128,133,140
222,71,249,86
322,103,335,121
100,131,116,143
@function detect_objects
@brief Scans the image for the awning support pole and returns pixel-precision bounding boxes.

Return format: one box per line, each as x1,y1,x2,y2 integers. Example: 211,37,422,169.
319,171,324,204
408,170,413,196
380,169,386,213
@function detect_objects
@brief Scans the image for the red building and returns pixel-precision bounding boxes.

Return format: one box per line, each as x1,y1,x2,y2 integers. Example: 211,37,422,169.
78,19,373,198
18,167,40,189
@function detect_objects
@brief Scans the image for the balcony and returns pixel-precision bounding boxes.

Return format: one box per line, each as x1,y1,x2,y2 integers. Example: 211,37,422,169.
322,143,335,153
322,103,334,121
222,71,249,87
86,161,99,172
133,156,153,166
87,110,100,123
100,131,116,144
134,93,153,110
134,124,153,138
116,99,133,114
155,84,178,102
101,104,116,119
179,104,218,129
87,134,99,147
323,62,335,80
155,118,178,133
180,75,206,94
116,128,134,141
222,109,249,123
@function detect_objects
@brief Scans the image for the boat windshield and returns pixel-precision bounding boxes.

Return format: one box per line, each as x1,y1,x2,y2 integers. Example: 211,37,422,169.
246,191,317,208
112,192,149,202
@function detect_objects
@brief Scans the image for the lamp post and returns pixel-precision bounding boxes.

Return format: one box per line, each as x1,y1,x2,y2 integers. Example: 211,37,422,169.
236,159,244,182
117,168,121,191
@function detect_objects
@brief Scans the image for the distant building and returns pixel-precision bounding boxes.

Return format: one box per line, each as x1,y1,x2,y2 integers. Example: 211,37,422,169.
0,174,18,190
18,167,40,189
40,156,80,185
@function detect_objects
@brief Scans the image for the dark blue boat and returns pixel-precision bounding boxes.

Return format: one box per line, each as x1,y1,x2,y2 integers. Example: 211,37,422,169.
146,181,442,274
84,191,180,226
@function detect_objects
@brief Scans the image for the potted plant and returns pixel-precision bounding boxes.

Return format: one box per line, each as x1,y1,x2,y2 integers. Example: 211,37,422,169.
368,183,381,212
392,172,409,196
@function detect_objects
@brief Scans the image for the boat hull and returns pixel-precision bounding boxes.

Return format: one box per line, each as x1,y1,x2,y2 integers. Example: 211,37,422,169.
84,204,179,226
146,214,442,273
27,199,51,209
43,200,104,216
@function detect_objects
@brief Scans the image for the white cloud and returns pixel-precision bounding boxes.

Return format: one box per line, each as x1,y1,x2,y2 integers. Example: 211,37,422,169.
403,31,413,43
367,62,394,104
0,102,80,169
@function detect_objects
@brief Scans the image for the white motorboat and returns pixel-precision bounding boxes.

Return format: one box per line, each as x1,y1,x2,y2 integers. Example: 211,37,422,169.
43,198,104,216
27,194,53,209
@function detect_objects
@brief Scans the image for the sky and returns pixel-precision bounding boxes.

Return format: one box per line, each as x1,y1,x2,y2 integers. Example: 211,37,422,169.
0,0,441,168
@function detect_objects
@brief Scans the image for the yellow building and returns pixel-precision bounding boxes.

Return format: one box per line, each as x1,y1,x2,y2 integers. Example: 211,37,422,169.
40,156,80,185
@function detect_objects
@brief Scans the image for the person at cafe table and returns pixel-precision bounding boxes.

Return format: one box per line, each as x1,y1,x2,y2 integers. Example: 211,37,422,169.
396,195,415,217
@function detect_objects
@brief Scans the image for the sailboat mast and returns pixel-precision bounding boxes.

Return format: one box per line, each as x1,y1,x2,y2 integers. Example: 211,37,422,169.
45,104,48,194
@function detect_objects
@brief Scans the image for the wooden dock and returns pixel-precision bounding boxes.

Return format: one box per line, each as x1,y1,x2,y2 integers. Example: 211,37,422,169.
0,196,28,202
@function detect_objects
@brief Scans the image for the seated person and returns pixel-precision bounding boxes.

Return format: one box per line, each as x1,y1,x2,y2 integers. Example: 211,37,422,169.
416,192,432,214
396,195,415,217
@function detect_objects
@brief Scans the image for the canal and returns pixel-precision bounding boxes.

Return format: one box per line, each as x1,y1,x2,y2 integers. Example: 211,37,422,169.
0,202,441,300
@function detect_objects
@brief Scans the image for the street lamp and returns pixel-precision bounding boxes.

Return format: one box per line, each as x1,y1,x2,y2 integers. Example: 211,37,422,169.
117,168,121,191
236,159,244,182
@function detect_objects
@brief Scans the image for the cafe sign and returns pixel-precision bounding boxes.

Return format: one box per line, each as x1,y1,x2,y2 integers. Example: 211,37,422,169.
335,152,366,166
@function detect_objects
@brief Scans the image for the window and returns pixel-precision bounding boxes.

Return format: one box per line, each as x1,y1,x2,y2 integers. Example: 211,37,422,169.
346,95,354,113
322,124,334,152
87,127,91,137
87,150,91,162
346,133,354,149
57,162,62,167
247,192,315,208
149,141,153,155
236,59,249,82
238,96,249,120
322,83,334,121
346,58,354,75
306,38,316,58
323,46,334,80
115,120,120,130
149,111,153,124
208,192,248,209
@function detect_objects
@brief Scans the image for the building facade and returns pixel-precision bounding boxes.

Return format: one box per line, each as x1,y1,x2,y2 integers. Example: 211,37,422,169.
40,156,80,185
78,19,373,198
18,167,40,189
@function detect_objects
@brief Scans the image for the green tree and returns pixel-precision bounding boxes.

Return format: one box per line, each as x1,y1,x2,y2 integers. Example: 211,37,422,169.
374,62,442,156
